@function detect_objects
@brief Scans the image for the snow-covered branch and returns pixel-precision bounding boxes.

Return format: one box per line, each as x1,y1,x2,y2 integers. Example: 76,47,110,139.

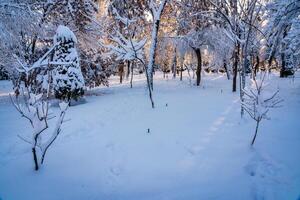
242,73,283,146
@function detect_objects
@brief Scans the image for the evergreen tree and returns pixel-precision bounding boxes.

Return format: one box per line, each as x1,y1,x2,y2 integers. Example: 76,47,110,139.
52,25,85,101
41,0,112,88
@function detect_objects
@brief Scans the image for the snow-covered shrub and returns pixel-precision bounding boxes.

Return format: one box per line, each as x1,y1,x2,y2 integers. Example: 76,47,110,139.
10,26,74,171
53,25,85,101
0,65,9,80
80,52,112,88
11,90,69,170
242,74,283,146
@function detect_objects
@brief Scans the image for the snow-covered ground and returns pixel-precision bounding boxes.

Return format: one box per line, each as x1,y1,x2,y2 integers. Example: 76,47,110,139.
0,73,299,200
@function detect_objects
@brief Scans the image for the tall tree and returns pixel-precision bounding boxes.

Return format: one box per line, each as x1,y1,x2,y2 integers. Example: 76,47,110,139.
147,0,169,90
178,0,220,86
264,0,300,77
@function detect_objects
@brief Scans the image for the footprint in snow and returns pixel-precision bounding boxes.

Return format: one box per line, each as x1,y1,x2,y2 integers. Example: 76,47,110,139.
105,142,126,178
245,151,287,200
103,143,125,191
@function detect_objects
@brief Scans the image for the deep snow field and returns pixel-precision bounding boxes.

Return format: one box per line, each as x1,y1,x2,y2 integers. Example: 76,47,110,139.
0,73,299,200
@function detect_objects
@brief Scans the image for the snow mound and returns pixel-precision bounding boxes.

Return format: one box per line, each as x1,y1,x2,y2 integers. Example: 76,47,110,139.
54,25,77,44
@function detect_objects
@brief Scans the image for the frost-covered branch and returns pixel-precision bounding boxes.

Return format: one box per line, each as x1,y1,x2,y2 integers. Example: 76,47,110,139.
242,73,282,146
40,101,68,164
106,29,147,61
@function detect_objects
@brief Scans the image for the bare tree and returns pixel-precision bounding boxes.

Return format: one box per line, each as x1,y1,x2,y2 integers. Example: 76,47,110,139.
9,26,76,170
105,0,169,108
10,66,69,170
241,73,283,146
11,94,68,170
105,26,155,108
147,0,169,89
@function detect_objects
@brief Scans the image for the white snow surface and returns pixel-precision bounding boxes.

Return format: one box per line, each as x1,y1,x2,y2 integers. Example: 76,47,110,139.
0,73,300,200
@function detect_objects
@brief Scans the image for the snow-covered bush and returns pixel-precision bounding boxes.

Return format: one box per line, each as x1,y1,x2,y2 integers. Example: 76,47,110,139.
242,74,283,146
81,52,112,88
53,25,85,101
11,90,68,170
10,26,75,171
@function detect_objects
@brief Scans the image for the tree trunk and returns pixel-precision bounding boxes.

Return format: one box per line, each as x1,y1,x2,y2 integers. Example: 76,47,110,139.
280,27,288,78
280,52,286,78
224,61,230,80
147,0,168,90
232,43,240,92
180,66,183,81
172,49,177,79
251,120,260,146
127,61,130,80
253,55,259,79
31,35,37,61
119,64,124,84
194,48,202,86
148,19,160,90
32,147,39,171
145,70,154,108
232,0,238,92
179,57,184,81
130,63,134,88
